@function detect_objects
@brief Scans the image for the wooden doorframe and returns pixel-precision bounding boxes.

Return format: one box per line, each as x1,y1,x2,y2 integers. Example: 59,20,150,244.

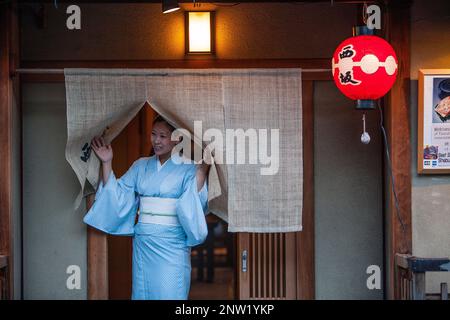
235,79,316,300
384,0,413,300
15,53,413,299
0,2,13,301
0,1,19,300
18,58,327,299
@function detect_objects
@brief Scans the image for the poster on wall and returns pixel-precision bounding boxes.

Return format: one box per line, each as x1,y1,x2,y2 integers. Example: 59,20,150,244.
418,69,450,174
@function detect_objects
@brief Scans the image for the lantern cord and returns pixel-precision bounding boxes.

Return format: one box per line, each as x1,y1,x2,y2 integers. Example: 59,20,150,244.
363,113,366,132
378,100,406,232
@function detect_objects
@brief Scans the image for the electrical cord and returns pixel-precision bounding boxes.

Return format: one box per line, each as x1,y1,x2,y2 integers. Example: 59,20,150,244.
378,100,406,232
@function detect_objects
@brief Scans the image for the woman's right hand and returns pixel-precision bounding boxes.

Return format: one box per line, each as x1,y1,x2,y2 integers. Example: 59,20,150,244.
91,136,113,163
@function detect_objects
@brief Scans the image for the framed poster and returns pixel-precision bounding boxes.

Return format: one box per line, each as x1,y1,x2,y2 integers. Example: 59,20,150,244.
418,69,450,174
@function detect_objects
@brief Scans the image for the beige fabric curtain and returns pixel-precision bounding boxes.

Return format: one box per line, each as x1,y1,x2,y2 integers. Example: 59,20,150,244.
65,68,302,232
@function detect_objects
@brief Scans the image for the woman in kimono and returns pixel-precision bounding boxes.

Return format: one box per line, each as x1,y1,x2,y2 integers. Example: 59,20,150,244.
83,116,209,300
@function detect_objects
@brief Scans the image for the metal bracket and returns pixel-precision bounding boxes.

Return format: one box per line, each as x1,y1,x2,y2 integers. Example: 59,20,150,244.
241,250,247,273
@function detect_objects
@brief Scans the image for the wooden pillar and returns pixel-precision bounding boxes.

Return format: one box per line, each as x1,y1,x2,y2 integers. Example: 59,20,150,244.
236,233,250,299
87,195,109,300
384,0,413,300
411,272,426,300
296,80,315,299
0,1,16,300
440,283,448,301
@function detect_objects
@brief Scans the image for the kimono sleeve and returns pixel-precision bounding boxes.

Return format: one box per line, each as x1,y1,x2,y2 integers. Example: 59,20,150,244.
176,167,209,247
83,159,141,236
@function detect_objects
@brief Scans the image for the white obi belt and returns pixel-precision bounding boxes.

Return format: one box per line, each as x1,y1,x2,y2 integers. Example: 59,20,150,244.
138,196,179,226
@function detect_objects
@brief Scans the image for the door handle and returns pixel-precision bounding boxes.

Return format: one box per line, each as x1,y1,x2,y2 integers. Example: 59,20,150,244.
242,250,248,273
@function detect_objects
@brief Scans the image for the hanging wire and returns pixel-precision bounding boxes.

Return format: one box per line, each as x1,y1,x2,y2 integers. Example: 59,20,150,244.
362,2,368,25
378,100,406,232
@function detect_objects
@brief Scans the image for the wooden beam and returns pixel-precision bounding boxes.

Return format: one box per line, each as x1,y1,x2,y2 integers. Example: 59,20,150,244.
17,59,332,82
20,59,331,69
384,0,412,300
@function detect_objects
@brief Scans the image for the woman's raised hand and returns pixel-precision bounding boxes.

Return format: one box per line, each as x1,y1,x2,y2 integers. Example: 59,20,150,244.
91,136,113,163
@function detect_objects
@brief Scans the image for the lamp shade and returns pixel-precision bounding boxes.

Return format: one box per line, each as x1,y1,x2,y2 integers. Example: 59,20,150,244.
162,0,179,14
332,35,398,103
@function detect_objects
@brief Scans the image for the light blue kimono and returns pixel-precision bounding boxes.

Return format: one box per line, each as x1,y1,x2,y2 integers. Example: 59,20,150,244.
83,154,208,300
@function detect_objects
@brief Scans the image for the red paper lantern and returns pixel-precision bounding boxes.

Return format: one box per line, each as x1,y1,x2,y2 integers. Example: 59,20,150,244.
332,35,398,109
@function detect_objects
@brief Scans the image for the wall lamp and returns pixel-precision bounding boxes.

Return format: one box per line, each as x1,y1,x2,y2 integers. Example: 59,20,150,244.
185,11,215,54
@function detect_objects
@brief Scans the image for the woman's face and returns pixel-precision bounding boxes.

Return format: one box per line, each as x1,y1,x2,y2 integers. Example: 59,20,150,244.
151,121,178,157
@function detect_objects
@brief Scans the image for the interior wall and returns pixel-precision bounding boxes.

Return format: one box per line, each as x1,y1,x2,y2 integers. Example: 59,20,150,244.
20,2,385,299
314,81,383,299
22,83,87,299
21,2,356,60
410,0,450,79
410,0,450,295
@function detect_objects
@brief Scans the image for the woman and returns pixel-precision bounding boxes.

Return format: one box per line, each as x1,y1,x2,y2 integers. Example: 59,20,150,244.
84,116,210,300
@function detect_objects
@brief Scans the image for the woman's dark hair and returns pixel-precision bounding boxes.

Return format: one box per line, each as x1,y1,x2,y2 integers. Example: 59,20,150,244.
152,115,176,132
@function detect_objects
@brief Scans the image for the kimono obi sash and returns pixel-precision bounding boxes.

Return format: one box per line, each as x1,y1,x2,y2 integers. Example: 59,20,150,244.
138,196,180,226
